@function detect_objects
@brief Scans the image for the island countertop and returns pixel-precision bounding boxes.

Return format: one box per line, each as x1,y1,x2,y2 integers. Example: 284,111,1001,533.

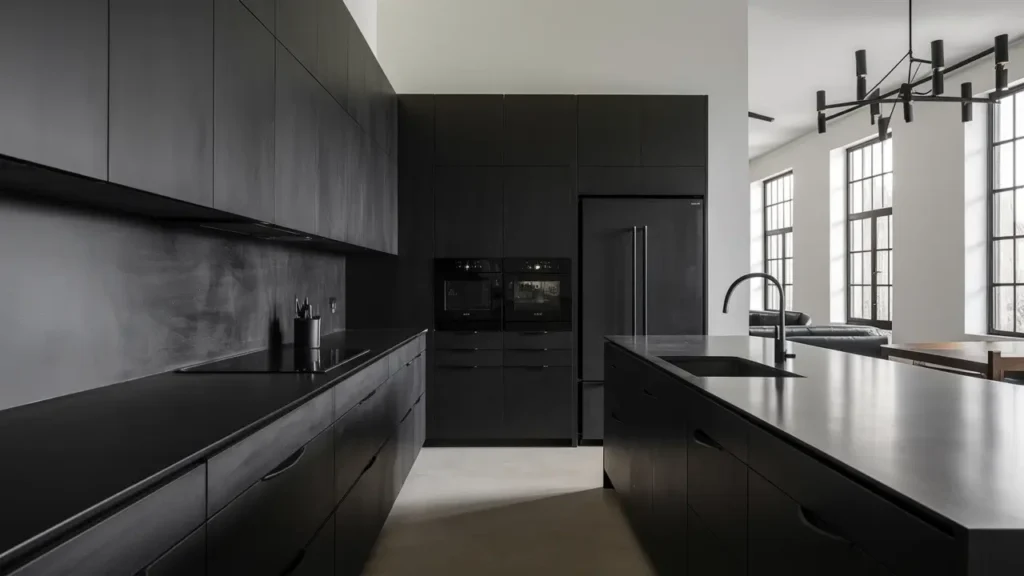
607,335,1024,532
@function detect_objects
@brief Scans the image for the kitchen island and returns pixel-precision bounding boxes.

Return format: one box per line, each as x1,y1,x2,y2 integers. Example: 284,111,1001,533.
604,335,1024,576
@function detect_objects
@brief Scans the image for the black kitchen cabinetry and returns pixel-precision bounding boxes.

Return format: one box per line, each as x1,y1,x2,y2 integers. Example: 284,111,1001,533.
141,526,207,576
503,167,574,258
431,366,504,440
109,0,213,207
347,28,372,131
275,44,321,234
502,367,572,440
276,0,319,74
434,167,504,257
435,96,504,166
213,0,276,223
317,0,351,109
241,0,275,32
578,95,707,168
502,96,577,166
0,0,108,180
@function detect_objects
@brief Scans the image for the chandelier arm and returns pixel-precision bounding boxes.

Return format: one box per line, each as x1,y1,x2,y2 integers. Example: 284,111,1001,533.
865,52,910,99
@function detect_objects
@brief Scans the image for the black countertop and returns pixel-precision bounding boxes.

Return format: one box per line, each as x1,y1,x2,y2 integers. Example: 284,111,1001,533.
607,335,1024,532
0,328,424,564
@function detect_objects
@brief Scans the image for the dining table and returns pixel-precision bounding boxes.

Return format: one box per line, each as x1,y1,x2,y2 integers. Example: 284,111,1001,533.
881,340,1024,381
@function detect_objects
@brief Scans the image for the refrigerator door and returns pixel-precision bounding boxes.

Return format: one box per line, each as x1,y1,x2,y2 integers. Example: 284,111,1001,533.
580,198,705,382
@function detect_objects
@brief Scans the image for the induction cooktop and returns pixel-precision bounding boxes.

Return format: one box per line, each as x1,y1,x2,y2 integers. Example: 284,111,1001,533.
179,346,370,374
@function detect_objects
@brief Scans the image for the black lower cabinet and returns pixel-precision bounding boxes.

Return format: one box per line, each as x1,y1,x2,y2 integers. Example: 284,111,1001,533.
502,367,572,440
289,516,334,576
687,505,744,576
748,471,887,576
429,366,503,440
139,525,206,576
335,447,386,576
208,429,334,576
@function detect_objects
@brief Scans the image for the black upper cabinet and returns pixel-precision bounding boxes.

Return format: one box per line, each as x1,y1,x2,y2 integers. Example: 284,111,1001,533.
577,96,642,167
317,0,351,108
503,167,573,258
275,44,321,234
434,167,504,257
642,96,707,167
276,0,319,74
317,86,346,241
435,96,504,166
343,122,369,246
369,59,389,151
109,0,213,207
213,0,276,222
241,0,275,32
502,96,577,166
399,95,435,170
0,0,107,179
347,29,371,130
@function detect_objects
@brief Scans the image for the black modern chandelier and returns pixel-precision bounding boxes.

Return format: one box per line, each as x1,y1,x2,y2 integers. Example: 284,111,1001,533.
816,0,1011,141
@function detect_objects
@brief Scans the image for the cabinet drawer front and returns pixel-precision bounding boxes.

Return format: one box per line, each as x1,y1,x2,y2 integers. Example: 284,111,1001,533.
502,367,572,439
335,357,389,418
503,349,571,367
503,331,572,350
435,331,502,350
335,447,387,576
687,427,748,546
389,341,419,376
430,367,503,440
684,387,748,462
12,465,205,576
288,512,334,576
208,429,334,576
687,506,746,576
748,426,955,576
140,524,206,576
435,349,502,367
334,399,378,503
208,390,332,515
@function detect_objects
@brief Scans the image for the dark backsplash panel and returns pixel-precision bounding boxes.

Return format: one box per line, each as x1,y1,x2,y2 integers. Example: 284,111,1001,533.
0,195,346,411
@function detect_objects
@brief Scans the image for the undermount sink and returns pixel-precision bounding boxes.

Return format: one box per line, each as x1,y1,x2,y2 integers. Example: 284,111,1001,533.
662,356,803,378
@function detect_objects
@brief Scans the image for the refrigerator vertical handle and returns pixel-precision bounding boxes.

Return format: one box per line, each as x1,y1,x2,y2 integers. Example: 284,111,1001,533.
632,226,638,336
643,225,649,335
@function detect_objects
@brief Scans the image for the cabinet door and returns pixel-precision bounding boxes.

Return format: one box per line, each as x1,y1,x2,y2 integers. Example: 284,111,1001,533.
277,0,318,73
627,391,657,540
649,390,688,575
687,426,747,572
0,0,107,179
502,95,576,166
214,0,276,222
335,463,377,576
241,0,275,32
429,367,503,440
577,96,641,167
141,525,206,576
341,116,368,246
347,30,371,130
502,367,572,440
275,44,320,233
317,0,350,108
687,506,744,576
289,515,334,576
368,59,389,151
503,167,573,258
434,167,504,257
641,96,707,167
109,0,213,206
748,471,887,576
435,95,504,166
318,88,345,240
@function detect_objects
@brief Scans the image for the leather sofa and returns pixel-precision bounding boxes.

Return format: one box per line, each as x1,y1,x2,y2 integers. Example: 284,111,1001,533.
749,310,812,326
749,324,890,358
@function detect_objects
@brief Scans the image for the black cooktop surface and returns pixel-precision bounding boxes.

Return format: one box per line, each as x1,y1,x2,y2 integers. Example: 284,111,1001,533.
179,346,370,374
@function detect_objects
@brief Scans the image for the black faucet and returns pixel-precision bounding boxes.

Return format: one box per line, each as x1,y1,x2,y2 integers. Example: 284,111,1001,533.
722,273,794,365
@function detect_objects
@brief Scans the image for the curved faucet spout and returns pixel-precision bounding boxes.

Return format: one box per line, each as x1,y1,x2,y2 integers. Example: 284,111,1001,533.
722,273,791,364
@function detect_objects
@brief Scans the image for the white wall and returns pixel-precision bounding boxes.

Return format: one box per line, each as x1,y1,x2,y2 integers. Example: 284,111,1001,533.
344,0,377,54
378,0,750,335
750,42,1024,342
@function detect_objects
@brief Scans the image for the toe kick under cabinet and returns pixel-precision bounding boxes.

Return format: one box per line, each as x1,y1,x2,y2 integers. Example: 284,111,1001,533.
2,333,426,576
429,330,573,444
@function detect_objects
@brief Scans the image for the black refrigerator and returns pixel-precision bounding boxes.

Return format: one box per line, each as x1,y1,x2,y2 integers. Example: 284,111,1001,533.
579,197,705,441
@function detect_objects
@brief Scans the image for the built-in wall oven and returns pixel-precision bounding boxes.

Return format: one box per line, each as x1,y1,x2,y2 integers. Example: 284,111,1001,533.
503,258,572,332
434,258,503,331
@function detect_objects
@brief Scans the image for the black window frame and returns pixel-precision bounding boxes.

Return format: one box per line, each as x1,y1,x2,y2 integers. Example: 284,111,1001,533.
988,83,1024,337
763,171,794,311
846,137,893,330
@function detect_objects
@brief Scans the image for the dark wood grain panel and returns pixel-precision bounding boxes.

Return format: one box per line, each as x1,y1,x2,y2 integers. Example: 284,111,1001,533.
577,166,706,196
434,167,503,257
276,0,319,73
577,96,641,167
141,525,207,576
434,95,504,166
317,0,351,108
109,0,214,206
275,44,321,234
502,95,577,166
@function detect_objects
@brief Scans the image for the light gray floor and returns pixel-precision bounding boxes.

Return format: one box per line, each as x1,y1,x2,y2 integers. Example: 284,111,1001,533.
364,447,656,576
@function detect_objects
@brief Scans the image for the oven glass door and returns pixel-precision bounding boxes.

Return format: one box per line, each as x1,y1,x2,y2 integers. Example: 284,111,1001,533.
444,280,495,312
506,275,570,321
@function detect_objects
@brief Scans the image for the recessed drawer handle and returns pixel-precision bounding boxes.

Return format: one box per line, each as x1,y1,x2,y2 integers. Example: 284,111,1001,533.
280,548,307,576
448,365,479,370
642,388,656,398
362,453,378,474
693,429,724,451
610,412,623,424
261,445,306,482
521,331,549,335
360,388,378,404
452,348,480,352
511,348,550,352
797,505,849,543
414,396,423,406
524,366,549,371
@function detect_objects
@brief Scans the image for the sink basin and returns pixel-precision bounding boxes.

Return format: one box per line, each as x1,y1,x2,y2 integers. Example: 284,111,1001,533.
662,356,803,378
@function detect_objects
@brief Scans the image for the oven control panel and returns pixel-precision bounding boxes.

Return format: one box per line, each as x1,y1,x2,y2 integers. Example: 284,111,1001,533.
504,258,570,273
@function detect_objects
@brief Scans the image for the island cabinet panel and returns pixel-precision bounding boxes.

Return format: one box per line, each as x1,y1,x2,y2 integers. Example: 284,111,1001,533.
687,505,745,576
109,0,213,206
0,0,108,180
686,421,747,572
140,525,207,576
213,0,276,222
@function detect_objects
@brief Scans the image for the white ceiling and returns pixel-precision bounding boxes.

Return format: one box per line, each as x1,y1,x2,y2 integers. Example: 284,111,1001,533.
749,0,1024,159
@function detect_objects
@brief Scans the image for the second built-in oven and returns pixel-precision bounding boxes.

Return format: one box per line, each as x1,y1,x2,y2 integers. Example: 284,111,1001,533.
503,258,572,332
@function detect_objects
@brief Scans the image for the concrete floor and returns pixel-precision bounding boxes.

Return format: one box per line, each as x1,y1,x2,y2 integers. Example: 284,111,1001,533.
364,447,656,576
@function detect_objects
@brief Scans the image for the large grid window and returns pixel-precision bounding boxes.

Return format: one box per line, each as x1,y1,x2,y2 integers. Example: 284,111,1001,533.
989,89,1024,335
847,138,893,329
764,172,794,311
